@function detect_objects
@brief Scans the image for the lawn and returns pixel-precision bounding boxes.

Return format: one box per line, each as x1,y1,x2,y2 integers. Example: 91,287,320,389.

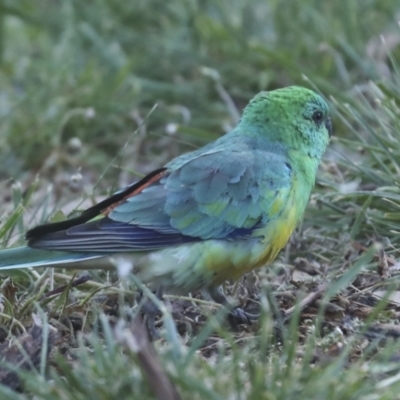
1,0,400,399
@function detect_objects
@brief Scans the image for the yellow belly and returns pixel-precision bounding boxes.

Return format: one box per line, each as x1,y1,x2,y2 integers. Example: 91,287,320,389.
204,199,299,285
260,202,298,262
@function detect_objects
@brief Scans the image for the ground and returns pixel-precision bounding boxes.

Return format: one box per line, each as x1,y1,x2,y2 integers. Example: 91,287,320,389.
1,1,400,399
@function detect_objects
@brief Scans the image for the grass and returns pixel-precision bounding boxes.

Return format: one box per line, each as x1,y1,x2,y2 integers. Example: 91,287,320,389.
1,0,400,398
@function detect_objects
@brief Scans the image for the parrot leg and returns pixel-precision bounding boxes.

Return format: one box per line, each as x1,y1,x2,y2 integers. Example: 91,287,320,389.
207,286,259,326
138,286,164,340
138,285,259,339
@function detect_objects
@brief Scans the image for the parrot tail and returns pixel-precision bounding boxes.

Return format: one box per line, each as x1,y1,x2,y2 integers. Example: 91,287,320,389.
0,247,102,270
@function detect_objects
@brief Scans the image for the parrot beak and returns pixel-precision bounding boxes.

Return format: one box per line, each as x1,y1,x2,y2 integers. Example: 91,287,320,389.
325,118,332,137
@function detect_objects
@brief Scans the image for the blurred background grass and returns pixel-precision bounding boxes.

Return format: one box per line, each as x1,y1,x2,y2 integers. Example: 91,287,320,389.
0,0,399,178
1,0,400,398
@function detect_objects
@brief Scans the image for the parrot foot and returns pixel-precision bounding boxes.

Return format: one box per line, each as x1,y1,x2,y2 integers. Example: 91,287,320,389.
228,307,259,326
207,286,259,327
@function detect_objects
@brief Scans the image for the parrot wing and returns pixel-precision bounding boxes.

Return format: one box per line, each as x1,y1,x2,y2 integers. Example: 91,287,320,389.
27,148,292,252
162,148,293,238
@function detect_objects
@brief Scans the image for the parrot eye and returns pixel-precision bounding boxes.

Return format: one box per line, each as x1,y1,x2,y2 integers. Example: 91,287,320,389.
312,110,324,124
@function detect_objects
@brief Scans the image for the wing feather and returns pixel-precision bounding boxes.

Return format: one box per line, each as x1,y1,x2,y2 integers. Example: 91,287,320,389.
28,145,293,252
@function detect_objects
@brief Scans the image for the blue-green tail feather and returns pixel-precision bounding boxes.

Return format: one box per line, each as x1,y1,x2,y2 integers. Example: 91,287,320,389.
0,247,102,270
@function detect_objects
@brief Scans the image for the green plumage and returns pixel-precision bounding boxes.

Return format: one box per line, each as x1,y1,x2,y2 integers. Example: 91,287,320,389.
0,86,332,295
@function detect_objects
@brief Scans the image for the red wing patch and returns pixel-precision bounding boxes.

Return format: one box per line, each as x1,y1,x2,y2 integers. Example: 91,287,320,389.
102,170,167,216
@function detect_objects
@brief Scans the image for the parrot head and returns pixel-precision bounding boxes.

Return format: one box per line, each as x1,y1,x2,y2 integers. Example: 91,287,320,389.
240,86,332,159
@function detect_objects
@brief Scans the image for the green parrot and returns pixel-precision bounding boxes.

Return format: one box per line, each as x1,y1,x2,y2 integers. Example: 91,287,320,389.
0,86,331,317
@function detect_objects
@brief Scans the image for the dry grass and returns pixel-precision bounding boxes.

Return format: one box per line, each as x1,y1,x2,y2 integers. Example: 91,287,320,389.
1,1,400,399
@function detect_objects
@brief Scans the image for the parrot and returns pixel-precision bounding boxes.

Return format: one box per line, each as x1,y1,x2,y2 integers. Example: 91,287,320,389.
0,86,332,322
